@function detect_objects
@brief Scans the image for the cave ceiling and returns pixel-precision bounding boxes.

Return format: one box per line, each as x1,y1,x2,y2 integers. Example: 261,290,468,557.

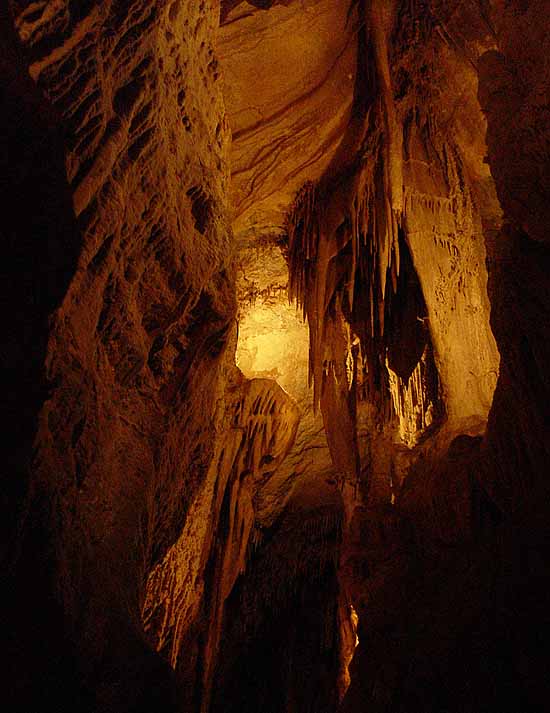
220,0,357,242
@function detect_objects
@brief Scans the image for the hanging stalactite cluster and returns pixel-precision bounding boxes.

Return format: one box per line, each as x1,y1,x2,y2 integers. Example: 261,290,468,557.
286,0,444,485
286,103,405,403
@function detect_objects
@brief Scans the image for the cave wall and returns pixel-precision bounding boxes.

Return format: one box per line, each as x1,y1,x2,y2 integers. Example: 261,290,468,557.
1,7,85,709
235,241,336,523
2,1,549,712
338,2,550,712
3,1,238,710
402,1,502,425
3,2,346,710
479,0,550,510
142,370,300,712
211,472,344,713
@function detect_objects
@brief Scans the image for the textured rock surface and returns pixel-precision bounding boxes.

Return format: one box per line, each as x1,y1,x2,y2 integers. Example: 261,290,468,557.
2,1,550,712
142,369,299,712
479,0,550,509
236,241,335,524
282,0,499,499
211,473,344,713
219,0,357,239
337,3,550,713
5,2,236,711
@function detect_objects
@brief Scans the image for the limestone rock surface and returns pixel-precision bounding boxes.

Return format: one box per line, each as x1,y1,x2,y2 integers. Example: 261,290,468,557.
219,0,357,239
5,2,236,710
2,1,550,712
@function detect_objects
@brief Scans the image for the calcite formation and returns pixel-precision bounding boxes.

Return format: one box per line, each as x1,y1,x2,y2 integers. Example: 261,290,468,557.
2,1,550,712
236,242,336,524
142,371,299,711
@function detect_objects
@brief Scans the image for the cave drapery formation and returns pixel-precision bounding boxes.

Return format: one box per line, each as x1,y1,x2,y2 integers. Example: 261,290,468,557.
2,1,550,712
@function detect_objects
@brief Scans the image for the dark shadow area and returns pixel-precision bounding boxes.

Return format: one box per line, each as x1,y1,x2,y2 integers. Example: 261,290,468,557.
1,10,87,711
211,494,344,713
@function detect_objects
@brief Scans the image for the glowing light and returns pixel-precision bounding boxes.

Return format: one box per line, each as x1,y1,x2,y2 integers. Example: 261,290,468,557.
387,345,438,448
236,298,310,403
350,604,359,649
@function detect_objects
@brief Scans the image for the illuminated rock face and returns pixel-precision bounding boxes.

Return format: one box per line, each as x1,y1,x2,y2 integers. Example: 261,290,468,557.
236,242,336,521
3,2,238,711
142,370,299,711
236,244,307,398
2,1,550,712
218,2,550,712
219,0,357,239
336,4,550,713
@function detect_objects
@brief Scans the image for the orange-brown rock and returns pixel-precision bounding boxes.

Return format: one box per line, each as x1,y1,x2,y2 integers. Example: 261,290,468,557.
142,369,299,711
5,1,236,710
236,241,336,523
219,0,357,239
2,1,550,712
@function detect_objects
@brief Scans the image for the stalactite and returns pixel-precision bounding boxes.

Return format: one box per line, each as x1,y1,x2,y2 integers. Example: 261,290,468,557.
387,343,441,447
286,136,404,486
286,0,480,488
369,0,403,273
285,2,409,475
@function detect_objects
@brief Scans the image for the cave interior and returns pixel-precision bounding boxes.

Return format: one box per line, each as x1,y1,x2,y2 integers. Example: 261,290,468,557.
2,1,550,712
